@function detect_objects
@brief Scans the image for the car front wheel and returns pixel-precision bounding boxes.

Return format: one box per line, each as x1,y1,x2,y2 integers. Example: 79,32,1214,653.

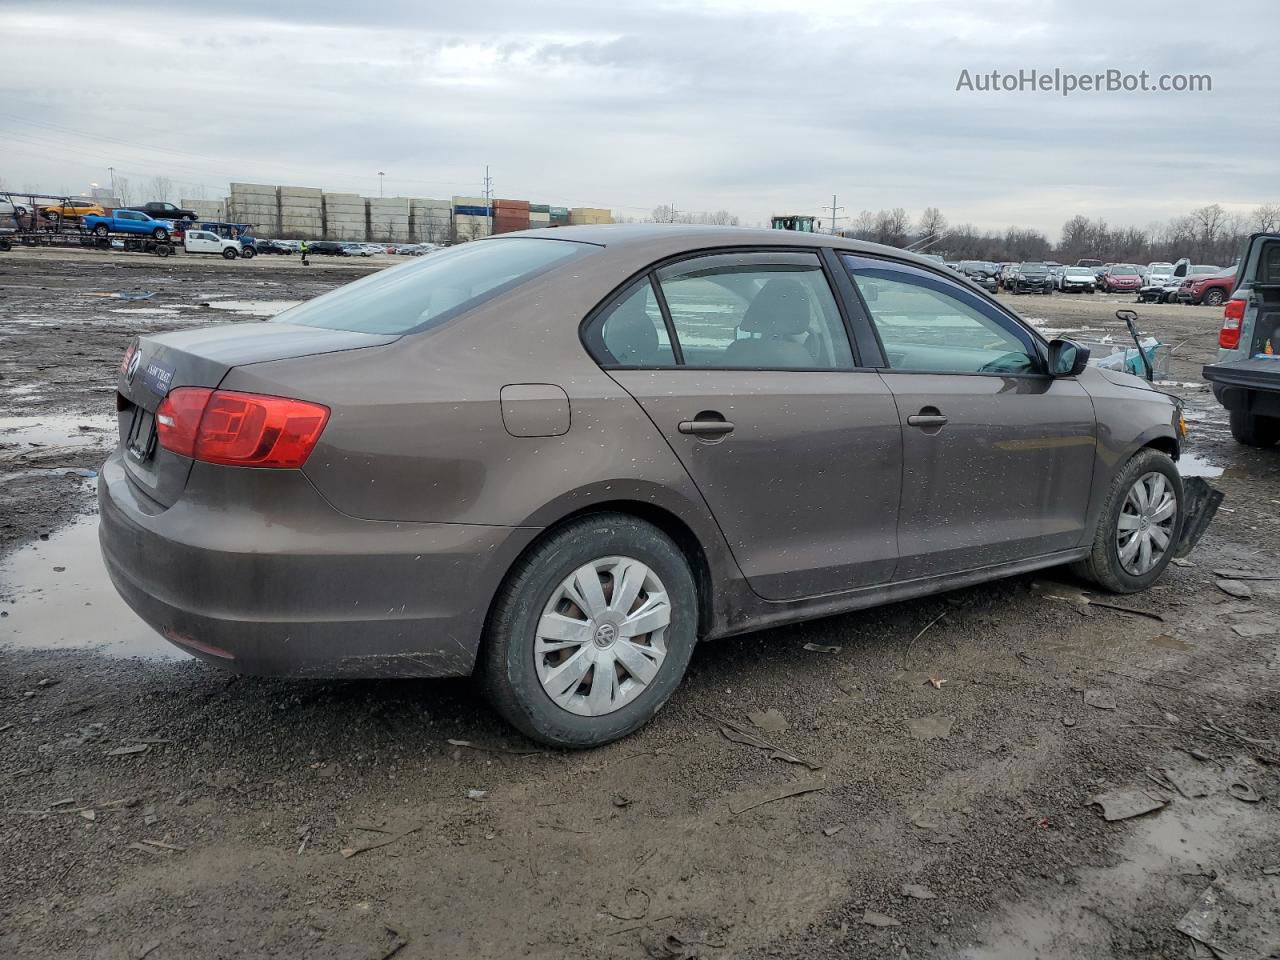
152,227,169,241
480,514,698,747
1072,449,1183,594
1202,288,1226,306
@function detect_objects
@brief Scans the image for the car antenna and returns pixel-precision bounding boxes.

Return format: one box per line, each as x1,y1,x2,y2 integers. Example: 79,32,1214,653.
1115,309,1154,382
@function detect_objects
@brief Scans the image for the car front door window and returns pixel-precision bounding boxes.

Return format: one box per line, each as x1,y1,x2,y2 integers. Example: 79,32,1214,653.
846,259,1038,374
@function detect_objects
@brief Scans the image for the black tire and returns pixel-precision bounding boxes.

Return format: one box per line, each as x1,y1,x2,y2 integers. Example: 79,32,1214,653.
479,513,698,748
94,224,109,238
1071,448,1183,594
1229,410,1280,447
240,247,256,259
155,244,172,258
152,227,169,241
222,247,238,260
1202,288,1226,307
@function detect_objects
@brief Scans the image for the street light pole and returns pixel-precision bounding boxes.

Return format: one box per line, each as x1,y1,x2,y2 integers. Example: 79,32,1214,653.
378,172,385,198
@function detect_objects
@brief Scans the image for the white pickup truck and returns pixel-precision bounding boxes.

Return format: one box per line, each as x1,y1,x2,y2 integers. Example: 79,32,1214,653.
183,229,256,259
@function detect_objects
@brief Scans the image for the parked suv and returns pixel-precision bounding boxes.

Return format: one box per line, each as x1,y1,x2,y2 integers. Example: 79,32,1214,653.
98,226,1216,747
1178,267,1238,306
1010,262,1052,294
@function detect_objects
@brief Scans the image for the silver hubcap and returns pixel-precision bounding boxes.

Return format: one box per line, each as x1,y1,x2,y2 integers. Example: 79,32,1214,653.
534,556,671,717
1116,471,1177,576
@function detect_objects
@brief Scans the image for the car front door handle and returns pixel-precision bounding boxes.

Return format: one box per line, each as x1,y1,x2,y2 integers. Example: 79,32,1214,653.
907,412,948,428
678,419,735,437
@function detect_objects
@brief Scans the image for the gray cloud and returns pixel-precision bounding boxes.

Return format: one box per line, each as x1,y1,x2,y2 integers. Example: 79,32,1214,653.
1,0,1274,234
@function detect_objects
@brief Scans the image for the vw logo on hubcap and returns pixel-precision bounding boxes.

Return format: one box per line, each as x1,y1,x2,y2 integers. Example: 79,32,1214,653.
593,622,618,648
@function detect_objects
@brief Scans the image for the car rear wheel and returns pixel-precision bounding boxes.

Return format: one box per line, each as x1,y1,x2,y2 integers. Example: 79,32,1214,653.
1229,410,1280,447
1202,288,1226,306
480,513,698,748
1072,449,1183,594
94,224,109,238
222,247,238,260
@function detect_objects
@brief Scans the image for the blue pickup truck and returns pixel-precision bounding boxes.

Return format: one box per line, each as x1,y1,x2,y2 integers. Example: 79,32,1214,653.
81,210,175,240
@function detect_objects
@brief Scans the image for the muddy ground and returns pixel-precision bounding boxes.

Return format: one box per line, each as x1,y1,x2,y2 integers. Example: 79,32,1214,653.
1,247,1277,960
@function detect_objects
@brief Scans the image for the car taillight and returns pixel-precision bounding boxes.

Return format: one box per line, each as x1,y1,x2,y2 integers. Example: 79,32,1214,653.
1219,298,1246,349
155,387,329,468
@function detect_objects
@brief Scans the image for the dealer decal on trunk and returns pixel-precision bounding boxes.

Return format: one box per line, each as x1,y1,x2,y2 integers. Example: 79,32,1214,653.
140,358,176,397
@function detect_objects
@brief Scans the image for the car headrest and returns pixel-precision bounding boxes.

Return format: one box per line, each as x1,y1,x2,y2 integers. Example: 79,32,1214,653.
607,296,659,364
740,278,811,336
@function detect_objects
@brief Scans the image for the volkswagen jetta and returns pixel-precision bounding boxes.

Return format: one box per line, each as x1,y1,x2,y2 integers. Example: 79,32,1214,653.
99,225,1216,746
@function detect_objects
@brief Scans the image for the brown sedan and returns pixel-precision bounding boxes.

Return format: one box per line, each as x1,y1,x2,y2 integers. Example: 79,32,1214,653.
99,225,1215,746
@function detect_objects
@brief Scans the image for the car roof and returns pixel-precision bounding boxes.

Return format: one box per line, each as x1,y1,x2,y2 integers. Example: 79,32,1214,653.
511,223,951,271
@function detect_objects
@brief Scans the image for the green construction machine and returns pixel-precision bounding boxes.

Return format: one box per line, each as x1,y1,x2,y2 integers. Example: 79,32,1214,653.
770,214,818,233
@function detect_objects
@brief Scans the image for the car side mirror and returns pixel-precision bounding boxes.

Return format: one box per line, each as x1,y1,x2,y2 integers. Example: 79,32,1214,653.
1048,338,1089,377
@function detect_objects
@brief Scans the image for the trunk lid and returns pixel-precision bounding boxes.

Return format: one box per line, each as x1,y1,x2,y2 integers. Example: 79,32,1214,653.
116,322,397,506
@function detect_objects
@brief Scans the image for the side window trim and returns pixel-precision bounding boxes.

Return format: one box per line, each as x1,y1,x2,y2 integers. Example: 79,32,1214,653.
650,272,684,365
841,253,1048,377
819,247,883,368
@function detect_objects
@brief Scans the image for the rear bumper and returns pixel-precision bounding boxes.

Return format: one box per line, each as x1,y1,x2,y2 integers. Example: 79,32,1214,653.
97,450,539,678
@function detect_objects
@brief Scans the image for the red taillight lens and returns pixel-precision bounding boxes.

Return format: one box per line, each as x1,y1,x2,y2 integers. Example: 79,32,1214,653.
1219,298,1246,349
155,388,329,468
155,387,213,458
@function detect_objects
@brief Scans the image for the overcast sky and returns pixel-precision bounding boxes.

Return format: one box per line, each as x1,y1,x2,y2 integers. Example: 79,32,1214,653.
2,0,1275,238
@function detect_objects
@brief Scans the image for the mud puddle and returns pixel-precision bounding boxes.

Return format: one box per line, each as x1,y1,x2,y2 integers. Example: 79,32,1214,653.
0,511,186,660
206,299,301,317
1179,453,1226,478
0,413,115,461
964,785,1274,958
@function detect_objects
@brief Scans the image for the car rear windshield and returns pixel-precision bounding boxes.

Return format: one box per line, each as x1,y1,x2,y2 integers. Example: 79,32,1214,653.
1020,263,1047,273
272,238,593,334
1065,267,1092,276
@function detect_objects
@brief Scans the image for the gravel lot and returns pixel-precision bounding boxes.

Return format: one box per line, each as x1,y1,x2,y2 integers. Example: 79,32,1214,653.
2,247,1277,960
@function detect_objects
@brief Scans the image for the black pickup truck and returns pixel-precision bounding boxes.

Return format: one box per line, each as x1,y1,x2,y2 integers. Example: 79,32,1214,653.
122,201,198,221
1203,232,1280,446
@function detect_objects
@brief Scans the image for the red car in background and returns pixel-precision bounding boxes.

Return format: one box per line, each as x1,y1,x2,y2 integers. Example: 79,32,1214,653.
1098,264,1143,293
1178,267,1237,306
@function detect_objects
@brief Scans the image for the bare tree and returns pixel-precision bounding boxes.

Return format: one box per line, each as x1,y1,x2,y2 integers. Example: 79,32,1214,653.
917,207,947,242
1252,203,1280,233
872,208,910,247
115,176,133,207
1190,203,1226,259
146,176,173,203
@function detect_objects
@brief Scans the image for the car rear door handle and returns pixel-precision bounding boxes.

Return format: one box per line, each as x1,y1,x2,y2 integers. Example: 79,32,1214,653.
907,411,948,428
678,419,735,436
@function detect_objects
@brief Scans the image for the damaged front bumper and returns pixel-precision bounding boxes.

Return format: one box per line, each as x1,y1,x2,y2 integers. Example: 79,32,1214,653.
1174,477,1224,559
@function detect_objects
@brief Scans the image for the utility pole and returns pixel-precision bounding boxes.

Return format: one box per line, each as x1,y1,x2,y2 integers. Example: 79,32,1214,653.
825,195,846,235
378,171,385,198
482,165,493,207
108,166,116,199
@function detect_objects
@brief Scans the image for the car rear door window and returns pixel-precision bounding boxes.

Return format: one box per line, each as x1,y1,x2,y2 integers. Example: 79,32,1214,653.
655,252,854,369
843,256,1040,375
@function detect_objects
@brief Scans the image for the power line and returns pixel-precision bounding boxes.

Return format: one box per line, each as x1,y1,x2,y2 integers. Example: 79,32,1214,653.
824,194,846,235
